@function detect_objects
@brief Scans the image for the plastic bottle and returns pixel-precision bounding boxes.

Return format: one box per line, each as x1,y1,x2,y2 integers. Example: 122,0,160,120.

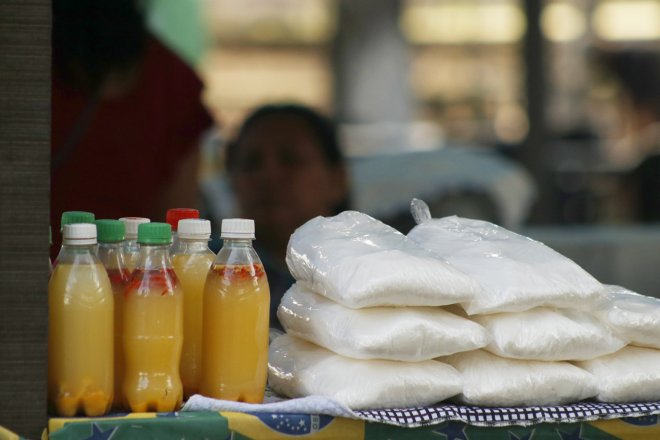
171,219,215,398
123,222,183,412
95,219,131,410
201,219,270,403
55,211,95,266
48,223,113,417
166,208,199,254
118,217,150,273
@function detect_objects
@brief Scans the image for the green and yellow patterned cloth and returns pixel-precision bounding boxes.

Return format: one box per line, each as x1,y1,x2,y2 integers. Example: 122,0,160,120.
47,411,660,439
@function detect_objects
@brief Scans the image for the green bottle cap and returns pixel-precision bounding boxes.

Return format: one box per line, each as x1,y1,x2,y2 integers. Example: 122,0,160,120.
138,222,172,245
95,219,125,243
61,211,95,228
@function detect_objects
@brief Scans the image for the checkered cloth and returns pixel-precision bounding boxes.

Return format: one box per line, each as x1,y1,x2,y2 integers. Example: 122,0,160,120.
185,395,660,428
355,401,660,427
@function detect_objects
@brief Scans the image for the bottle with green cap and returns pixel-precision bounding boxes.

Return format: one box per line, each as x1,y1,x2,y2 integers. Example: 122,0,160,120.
48,223,113,417
123,222,183,412
60,211,95,229
95,219,130,410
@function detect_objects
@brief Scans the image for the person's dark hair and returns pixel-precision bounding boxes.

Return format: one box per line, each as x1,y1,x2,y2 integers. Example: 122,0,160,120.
598,49,660,119
226,103,350,213
53,0,147,93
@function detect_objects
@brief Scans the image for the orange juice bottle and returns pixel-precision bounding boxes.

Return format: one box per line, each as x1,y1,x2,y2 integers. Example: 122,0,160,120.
172,219,215,399
123,222,183,412
95,219,131,410
55,211,95,266
166,208,199,254
48,223,113,416
200,219,270,403
118,217,150,273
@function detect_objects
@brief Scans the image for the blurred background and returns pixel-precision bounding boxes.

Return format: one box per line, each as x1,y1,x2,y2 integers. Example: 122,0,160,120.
146,0,659,294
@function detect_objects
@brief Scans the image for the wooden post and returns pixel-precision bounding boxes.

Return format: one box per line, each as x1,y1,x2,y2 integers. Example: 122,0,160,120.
0,0,51,437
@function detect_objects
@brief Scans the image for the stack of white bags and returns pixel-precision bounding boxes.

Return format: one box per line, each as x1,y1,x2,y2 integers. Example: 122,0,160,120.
268,206,660,409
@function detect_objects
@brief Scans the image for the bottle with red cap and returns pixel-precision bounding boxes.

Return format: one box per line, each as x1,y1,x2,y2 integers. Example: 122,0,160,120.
165,208,199,254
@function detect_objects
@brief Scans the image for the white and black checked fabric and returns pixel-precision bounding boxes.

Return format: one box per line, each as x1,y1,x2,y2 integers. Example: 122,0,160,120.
354,401,660,428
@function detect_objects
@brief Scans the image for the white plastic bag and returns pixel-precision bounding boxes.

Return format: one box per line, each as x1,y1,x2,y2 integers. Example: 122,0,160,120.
575,346,660,402
268,334,463,409
285,211,480,309
278,283,491,361
439,350,597,407
407,212,603,314
472,307,626,361
594,285,660,349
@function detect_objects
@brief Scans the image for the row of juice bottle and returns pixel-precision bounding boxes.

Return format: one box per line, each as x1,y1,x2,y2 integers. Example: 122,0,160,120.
48,209,270,416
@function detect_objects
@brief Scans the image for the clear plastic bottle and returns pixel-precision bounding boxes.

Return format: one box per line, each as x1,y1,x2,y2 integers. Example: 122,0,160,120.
95,219,130,410
118,217,150,273
48,223,113,416
201,219,270,403
172,219,215,399
165,208,199,254
56,211,95,266
123,222,183,412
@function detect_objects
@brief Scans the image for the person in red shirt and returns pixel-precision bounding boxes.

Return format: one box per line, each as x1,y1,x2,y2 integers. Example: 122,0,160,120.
51,0,213,247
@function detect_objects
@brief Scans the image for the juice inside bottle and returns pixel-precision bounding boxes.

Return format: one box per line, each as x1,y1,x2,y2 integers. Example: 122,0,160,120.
201,219,270,403
48,223,113,417
123,222,183,412
171,219,215,399
95,219,131,410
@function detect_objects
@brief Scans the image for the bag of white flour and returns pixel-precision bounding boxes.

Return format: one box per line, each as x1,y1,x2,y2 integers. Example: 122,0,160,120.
407,213,603,314
286,211,480,308
439,350,597,407
575,346,660,402
268,334,463,409
594,285,660,349
278,283,490,361
473,307,626,361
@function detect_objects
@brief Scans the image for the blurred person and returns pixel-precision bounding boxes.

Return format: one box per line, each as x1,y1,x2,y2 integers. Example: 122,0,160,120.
599,50,660,222
51,0,213,247
224,104,350,330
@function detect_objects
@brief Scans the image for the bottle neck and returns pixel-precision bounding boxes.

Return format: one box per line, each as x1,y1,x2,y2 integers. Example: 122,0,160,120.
97,241,126,270
136,243,173,270
176,238,211,254
61,243,97,253
222,238,254,248
216,237,261,266
55,243,99,265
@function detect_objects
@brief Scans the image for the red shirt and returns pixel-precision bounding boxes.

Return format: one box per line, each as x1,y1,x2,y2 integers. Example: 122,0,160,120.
51,36,212,231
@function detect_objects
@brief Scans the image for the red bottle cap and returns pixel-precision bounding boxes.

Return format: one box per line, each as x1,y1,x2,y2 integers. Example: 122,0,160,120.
166,208,200,231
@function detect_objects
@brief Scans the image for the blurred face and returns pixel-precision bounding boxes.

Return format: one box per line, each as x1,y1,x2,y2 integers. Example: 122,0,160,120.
230,114,347,254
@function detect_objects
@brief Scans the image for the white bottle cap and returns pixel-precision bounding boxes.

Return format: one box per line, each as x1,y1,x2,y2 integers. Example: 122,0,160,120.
178,219,212,240
119,217,151,240
62,223,97,246
221,218,255,239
